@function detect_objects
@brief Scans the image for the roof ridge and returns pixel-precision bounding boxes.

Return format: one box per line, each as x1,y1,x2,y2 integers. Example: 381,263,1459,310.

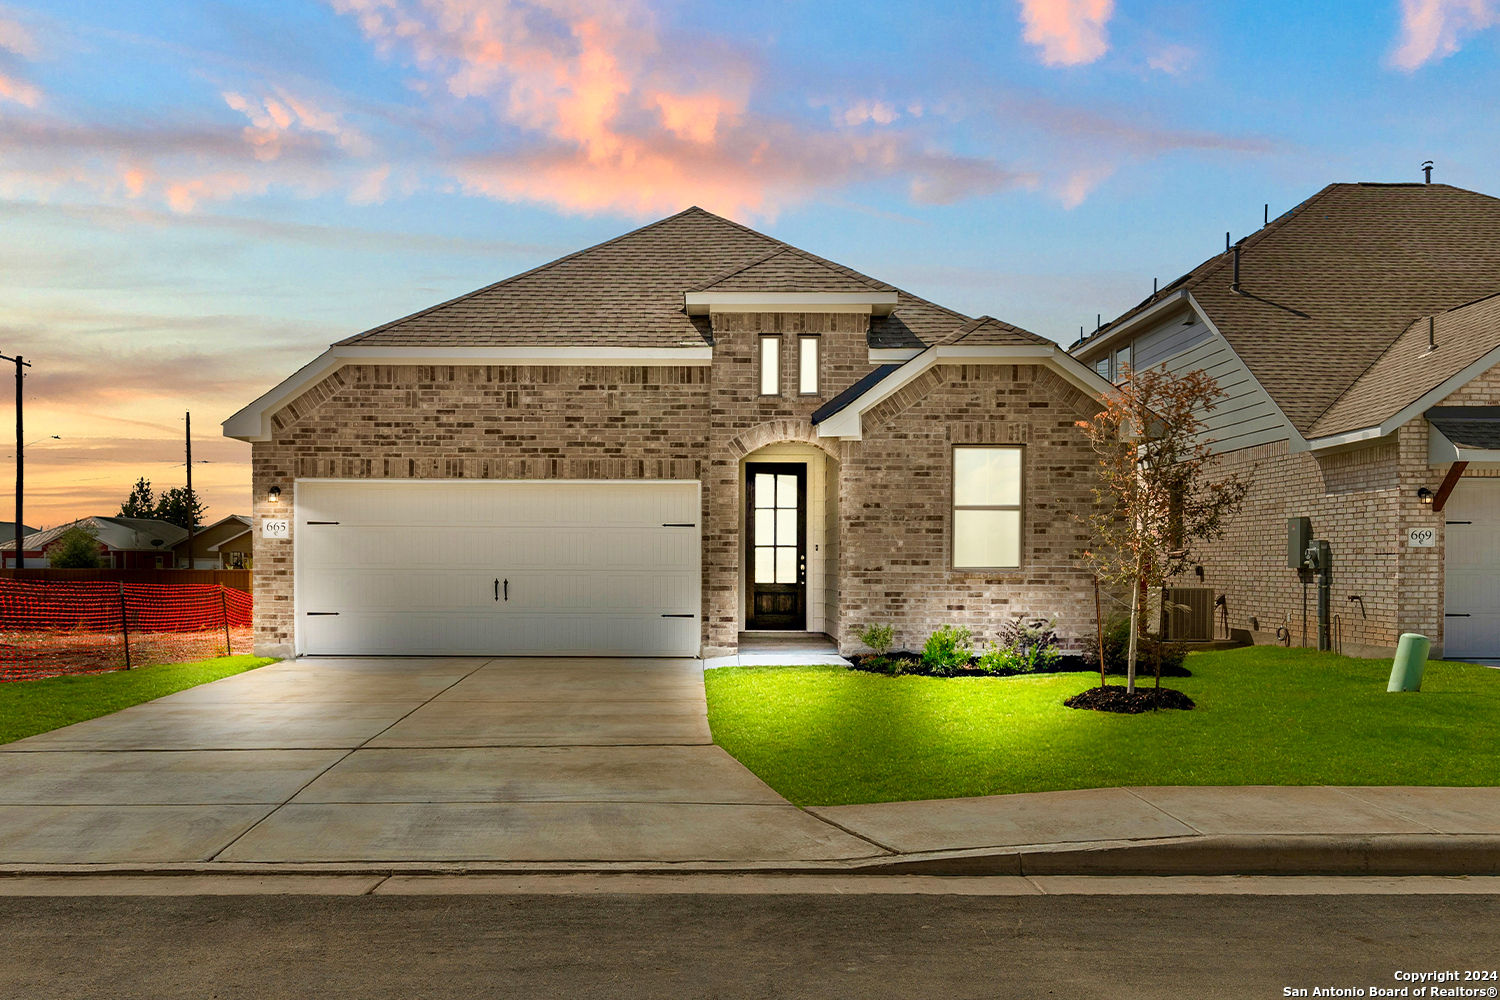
690,243,893,293
336,207,771,346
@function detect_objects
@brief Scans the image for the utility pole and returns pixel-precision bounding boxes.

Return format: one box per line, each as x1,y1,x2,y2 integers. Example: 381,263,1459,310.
185,411,193,571
0,354,30,569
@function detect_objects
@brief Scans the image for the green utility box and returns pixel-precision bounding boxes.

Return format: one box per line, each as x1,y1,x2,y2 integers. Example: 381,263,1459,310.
1387,633,1431,692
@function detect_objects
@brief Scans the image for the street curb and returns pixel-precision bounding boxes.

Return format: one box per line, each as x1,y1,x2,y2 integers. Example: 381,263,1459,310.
0,835,1496,879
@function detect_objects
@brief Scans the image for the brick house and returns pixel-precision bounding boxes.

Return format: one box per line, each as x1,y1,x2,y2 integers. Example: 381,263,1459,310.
225,208,1113,659
1071,181,1500,659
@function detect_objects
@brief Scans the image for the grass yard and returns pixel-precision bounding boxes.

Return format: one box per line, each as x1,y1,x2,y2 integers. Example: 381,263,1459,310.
703,647,1500,806
0,656,276,745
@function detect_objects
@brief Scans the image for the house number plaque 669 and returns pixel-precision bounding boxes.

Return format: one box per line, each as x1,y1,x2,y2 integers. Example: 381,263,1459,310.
1406,527,1436,548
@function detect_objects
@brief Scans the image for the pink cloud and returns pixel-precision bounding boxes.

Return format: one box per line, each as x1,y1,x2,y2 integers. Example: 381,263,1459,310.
333,0,1035,217
1017,0,1114,67
1391,0,1500,69
0,70,38,106
0,16,36,58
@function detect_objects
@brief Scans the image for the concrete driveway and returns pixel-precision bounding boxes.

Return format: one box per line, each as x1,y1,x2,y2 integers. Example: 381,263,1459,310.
0,658,877,865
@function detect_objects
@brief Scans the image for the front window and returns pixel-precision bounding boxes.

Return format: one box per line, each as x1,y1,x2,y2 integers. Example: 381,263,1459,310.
798,336,819,395
952,446,1022,569
759,335,781,396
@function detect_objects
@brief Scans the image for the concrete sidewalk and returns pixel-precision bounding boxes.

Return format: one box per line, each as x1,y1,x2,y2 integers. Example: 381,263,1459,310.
0,656,1494,876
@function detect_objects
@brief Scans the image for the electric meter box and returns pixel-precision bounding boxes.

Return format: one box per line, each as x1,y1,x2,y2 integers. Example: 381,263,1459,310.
1287,517,1312,569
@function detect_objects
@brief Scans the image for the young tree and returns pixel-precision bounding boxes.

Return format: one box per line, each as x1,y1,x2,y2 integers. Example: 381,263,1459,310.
50,524,102,569
1077,364,1249,695
154,487,206,531
119,478,156,519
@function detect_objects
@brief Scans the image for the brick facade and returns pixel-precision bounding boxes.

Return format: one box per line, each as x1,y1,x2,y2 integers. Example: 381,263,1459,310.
1190,359,1500,657
250,321,1106,658
836,364,1102,653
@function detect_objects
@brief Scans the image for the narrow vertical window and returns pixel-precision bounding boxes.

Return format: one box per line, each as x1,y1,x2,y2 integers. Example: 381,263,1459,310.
952,446,1023,569
798,336,819,395
759,335,780,396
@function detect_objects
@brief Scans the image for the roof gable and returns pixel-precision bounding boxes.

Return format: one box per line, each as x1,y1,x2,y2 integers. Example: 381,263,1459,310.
939,316,1052,348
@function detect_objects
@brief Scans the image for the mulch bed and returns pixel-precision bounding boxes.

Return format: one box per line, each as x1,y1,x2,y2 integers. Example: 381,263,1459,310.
848,652,1191,679
1064,685,1196,713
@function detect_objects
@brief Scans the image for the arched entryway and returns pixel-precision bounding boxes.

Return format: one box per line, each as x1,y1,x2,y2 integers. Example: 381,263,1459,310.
737,440,841,640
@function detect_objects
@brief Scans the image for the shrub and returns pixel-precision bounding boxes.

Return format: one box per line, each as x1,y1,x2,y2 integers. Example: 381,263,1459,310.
977,617,1062,675
921,625,974,677
1081,613,1187,676
50,525,102,569
856,623,896,657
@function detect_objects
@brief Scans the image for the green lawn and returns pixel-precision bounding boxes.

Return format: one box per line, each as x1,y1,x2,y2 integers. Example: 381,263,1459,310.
0,656,276,745
703,647,1500,806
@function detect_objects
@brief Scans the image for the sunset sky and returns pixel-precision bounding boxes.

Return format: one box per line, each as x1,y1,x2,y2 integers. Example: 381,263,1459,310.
2,0,1499,527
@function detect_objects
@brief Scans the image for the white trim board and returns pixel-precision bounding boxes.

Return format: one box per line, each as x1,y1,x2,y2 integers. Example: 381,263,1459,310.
816,342,1114,441
224,345,714,442
684,291,898,315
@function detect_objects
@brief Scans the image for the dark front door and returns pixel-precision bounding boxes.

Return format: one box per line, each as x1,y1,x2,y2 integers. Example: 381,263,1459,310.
746,463,806,630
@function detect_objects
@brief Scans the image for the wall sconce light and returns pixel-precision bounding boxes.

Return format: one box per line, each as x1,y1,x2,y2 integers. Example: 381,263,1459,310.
1417,487,1434,505
268,486,282,504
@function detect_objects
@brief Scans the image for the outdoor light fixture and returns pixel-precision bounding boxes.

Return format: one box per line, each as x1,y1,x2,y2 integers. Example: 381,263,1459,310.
1417,487,1434,505
268,486,282,504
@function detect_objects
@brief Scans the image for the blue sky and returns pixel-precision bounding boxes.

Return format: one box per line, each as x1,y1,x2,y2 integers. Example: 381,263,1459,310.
1,0,1498,524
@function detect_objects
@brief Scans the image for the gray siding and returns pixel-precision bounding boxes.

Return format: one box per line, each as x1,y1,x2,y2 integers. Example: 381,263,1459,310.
1135,319,1213,369
1162,333,1289,452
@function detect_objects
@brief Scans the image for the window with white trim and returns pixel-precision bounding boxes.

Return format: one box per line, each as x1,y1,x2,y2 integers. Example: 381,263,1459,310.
759,335,781,396
798,336,819,395
952,446,1022,569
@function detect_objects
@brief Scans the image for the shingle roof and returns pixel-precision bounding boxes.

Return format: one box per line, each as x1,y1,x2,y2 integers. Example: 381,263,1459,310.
1425,406,1500,450
691,246,894,293
0,516,187,553
1080,183,1500,435
938,315,1053,348
337,207,965,350
810,364,902,425
1311,291,1500,437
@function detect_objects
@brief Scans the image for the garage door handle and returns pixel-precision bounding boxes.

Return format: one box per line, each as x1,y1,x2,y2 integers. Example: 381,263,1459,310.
495,579,508,602
306,612,339,616
662,523,696,527
307,521,340,525
1446,613,1471,617
661,613,695,618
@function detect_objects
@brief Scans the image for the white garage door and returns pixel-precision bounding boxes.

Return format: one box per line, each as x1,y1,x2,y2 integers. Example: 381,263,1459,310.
295,480,701,657
1444,478,1500,659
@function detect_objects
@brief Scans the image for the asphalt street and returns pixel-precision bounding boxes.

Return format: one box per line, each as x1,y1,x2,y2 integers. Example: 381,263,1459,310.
0,891,1493,999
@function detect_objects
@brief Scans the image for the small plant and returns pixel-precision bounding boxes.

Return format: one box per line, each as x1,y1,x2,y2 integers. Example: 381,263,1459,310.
975,643,1017,675
856,623,895,657
973,618,1062,675
49,524,102,569
921,625,974,677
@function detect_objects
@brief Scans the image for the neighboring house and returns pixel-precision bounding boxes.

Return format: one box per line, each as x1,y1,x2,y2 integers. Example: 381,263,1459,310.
226,208,1113,659
0,523,37,547
0,517,187,569
207,522,253,570
1071,180,1500,659
171,514,252,570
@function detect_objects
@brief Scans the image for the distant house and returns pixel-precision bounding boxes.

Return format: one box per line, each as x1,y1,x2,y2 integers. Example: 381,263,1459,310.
1071,180,1500,660
172,515,252,570
0,522,37,544
0,517,187,569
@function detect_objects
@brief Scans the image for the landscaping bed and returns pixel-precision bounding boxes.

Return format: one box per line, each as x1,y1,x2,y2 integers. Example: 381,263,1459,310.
847,651,1192,679
703,646,1500,806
